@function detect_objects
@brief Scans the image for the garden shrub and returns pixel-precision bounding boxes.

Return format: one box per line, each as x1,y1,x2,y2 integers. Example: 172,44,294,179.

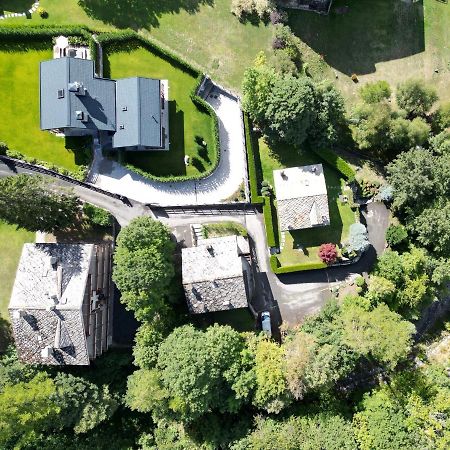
318,243,338,265
376,184,394,202
347,223,370,253
83,203,112,227
386,224,408,249
359,81,391,104
37,7,49,19
270,9,288,25
0,142,7,155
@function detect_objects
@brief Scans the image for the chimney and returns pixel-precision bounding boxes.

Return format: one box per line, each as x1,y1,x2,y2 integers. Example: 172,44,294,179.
207,245,215,256
12,309,26,320
41,346,53,358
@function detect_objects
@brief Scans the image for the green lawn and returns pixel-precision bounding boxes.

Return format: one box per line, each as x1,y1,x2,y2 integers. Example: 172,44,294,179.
259,139,357,266
202,221,248,239
0,48,85,171
107,47,215,177
0,221,34,320
5,0,448,102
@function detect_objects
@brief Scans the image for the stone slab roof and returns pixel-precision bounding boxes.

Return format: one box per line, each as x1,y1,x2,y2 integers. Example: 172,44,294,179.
8,243,93,365
182,236,244,284
182,236,249,314
9,243,93,310
274,165,330,231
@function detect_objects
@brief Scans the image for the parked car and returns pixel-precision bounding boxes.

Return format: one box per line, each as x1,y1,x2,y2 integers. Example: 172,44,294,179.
261,311,272,338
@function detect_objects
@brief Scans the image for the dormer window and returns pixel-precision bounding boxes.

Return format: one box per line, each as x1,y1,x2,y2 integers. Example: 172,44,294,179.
122,106,127,112
57,89,65,99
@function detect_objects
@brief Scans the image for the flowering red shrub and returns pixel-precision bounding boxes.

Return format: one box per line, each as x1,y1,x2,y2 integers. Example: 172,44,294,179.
318,243,338,265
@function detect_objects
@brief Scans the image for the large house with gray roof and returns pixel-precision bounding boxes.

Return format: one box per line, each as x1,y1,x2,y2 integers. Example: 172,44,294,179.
182,235,253,314
40,57,169,150
9,243,112,365
273,164,330,231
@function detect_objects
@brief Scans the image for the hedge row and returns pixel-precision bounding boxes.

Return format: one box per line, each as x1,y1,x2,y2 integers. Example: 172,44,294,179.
5,149,88,181
244,114,264,204
0,24,93,44
96,33,220,183
270,255,327,274
312,147,356,181
97,31,200,78
263,196,279,248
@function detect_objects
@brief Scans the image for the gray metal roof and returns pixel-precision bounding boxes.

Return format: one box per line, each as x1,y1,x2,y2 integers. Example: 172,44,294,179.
40,57,116,131
113,77,162,148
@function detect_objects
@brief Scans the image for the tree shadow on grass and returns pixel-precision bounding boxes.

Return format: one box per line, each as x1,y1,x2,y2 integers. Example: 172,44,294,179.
78,0,215,30
288,0,424,75
0,0,32,14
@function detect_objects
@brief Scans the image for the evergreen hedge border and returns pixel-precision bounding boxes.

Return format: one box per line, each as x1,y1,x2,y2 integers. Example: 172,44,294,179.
96,32,221,183
0,25,220,184
243,115,356,273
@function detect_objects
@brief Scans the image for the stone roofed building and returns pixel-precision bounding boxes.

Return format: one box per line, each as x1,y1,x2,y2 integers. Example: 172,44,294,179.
274,164,330,231
9,243,112,365
182,236,253,314
40,55,169,150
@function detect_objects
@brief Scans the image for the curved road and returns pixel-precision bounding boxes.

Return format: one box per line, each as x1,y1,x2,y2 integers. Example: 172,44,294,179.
88,87,248,206
0,162,389,325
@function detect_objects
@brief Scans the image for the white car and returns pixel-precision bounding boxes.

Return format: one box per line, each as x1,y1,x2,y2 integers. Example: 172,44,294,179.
261,311,272,338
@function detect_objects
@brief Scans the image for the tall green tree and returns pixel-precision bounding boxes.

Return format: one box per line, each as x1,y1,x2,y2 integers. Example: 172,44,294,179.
0,174,79,232
112,217,175,321
242,60,316,146
396,79,438,118
153,325,252,422
340,303,414,369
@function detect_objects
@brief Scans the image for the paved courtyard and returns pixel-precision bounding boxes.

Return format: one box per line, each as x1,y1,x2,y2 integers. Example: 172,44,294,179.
89,88,248,206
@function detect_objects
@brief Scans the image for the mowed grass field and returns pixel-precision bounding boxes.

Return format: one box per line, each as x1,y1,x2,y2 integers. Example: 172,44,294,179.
5,0,448,102
0,221,34,320
0,49,83,171
108,47,215,177
258,139,357,265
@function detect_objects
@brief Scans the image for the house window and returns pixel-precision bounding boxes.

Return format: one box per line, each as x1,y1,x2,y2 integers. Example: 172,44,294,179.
57,89,64,99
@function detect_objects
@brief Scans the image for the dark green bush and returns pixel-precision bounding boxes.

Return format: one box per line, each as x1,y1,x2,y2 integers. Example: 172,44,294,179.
83,203,112,227
386,224,408,249
312,148,356,181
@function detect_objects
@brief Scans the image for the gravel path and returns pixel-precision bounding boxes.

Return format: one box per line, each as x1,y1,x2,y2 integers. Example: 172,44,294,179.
89,88,247,206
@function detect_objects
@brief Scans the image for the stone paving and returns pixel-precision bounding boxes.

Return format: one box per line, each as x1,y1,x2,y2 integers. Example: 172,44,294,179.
89,88,248,206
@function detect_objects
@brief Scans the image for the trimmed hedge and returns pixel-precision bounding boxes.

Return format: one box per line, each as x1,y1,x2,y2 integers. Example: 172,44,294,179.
270,255,328,274
244,114,264,204
97,33,220,183
263,196,279,248
97,31,200,78
312,147,355,181
5,149,88,180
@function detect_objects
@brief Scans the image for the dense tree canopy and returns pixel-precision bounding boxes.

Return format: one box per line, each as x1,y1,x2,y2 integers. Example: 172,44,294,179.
113,217,175,321
0,174,79,232
396,79,438,118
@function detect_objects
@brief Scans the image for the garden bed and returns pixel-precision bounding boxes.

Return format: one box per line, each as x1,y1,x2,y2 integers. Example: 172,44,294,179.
250,132,358,271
